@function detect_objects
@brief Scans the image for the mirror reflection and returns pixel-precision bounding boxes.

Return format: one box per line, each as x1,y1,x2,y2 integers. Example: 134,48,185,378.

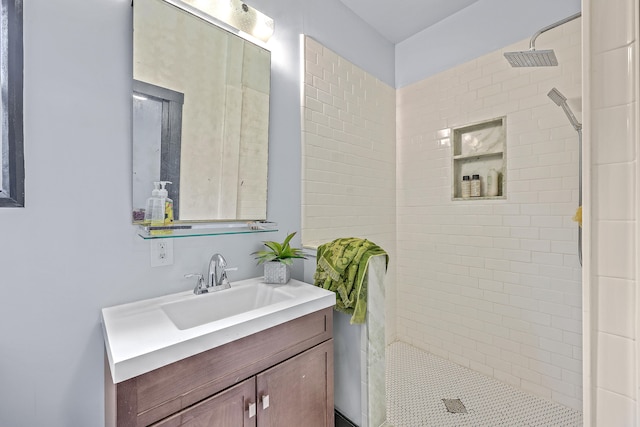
132,0,270,223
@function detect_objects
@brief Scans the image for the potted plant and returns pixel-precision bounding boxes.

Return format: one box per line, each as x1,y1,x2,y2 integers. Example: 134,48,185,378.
253,232,306,284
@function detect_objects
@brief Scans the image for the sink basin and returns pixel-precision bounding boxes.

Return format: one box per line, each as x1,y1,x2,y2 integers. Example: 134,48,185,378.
161,282,295,330
101,277,336,383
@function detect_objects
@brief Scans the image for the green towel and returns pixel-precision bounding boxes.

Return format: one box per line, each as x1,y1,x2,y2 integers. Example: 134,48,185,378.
313,237,388,324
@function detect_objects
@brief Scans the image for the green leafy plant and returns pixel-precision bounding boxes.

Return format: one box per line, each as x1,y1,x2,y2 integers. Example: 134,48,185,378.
252,232,306,265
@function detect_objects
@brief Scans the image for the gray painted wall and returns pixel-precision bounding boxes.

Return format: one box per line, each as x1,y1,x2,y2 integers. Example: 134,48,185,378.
395,0,581,87
0,0,578,425
0,1,391,426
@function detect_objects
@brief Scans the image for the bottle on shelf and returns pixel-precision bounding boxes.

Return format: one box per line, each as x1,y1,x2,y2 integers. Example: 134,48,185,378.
487,169,499,196
158,181,174,226
150,181,173,236
143,182,161,225
471,174,481,197
461,175,471,198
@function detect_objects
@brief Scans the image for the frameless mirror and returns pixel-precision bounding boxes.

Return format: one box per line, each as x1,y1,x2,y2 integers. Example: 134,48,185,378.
0,0,24,208
132,0,270,223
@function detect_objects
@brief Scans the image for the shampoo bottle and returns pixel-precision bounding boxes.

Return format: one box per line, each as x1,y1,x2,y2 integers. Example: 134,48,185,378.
487,169,499,196
461,175,471,198
143,182,161,225
471,174,481,197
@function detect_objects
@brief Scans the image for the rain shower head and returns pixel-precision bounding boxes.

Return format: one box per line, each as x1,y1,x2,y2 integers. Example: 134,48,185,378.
547,87,582,132
504,50,558,67
504,12,581,67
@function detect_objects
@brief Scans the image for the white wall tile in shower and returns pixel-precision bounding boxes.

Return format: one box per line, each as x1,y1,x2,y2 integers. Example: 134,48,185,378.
595,162,635,220
396,17,582,410
301,36,397,343
597,277,635,339
591,0,636,54
592,103,636,165
596,332,636,398
591,45,636,109
596,388,637,427
595,221,636,279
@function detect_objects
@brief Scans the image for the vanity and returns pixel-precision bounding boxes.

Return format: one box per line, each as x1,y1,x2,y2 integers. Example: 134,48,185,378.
102,278,336,426
109,1,335,423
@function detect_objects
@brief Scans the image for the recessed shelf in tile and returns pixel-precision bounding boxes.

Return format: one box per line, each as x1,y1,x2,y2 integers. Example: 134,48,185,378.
451,116,506,200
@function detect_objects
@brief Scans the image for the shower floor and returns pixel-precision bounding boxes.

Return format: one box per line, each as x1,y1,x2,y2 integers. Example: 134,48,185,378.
386,342,582,427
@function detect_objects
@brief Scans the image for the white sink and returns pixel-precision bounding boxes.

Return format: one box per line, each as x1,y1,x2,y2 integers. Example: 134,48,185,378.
102,277,335,383
161,282,295,330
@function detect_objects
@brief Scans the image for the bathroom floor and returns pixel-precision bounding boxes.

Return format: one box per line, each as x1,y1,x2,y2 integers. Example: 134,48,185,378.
386,342,582,427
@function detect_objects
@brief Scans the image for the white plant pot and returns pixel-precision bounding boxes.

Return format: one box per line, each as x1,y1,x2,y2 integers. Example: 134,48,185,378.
264,262,291,284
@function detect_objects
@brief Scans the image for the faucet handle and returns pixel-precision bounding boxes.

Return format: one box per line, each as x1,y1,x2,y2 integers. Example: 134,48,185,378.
218,267,237,289
185,273,207,294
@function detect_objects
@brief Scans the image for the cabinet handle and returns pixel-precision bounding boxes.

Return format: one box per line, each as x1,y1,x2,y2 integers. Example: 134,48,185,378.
248,402,256,418
262,394,270,410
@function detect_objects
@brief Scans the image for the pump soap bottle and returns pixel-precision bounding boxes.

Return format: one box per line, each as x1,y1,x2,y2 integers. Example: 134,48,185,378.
150,182,169,235
143,182,161,225
159,181,173,226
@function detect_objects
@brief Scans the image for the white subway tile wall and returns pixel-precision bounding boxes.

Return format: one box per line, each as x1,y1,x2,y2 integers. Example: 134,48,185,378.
588,0,638,423
301,37,397,341
396,20,582,410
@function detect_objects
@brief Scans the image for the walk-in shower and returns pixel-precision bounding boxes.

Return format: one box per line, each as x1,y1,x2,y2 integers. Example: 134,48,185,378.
504,12,581,67
547,87,583,265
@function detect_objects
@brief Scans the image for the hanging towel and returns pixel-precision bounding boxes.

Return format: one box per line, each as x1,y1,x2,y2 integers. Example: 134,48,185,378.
313,237,388,324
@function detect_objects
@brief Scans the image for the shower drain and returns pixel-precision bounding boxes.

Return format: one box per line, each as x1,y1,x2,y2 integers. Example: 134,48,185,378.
442,398,468,414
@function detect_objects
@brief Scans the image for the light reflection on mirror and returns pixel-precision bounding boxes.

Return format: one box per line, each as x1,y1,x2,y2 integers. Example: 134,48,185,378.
132,0,270,223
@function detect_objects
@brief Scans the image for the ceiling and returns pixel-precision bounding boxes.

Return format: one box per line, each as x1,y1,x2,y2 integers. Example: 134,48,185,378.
338,0,480,44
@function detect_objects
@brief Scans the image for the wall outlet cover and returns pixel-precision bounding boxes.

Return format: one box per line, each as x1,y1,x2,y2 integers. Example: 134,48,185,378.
150,239,174,267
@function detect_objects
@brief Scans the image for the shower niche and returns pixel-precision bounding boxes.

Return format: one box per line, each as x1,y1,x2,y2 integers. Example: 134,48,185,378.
451,116,506,200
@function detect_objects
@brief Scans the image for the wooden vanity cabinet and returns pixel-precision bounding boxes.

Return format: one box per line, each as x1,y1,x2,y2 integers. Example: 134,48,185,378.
256,340,333,426
106,307,334,427
153,377,255,427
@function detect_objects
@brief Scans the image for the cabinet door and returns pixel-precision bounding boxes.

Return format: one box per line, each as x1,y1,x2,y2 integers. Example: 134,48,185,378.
256,340,334,427
152,377,257,427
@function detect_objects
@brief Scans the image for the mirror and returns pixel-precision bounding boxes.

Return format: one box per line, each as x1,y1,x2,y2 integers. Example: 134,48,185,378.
0,0,24,208
132,0,270,223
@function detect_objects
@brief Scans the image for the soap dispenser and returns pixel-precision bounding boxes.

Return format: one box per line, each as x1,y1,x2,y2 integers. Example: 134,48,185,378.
158,181,173,226
150,182,167,232
143,182,161,225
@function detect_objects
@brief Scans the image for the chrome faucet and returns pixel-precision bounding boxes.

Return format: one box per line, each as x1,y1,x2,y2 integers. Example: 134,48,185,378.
185,253,236,295
208,253,233,289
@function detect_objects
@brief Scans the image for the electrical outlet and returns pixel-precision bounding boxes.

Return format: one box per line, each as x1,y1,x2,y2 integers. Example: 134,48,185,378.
151,239,174,267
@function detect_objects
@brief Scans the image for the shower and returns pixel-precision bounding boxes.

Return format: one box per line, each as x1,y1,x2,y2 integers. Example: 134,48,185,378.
504,12,581,67
504,10,584,265
548,87,583,265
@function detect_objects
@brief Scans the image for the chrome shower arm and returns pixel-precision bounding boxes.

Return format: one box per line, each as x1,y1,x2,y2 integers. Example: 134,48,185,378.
529,12,582,50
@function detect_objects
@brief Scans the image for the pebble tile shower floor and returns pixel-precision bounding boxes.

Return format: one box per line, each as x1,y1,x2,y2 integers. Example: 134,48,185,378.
386,342,582,427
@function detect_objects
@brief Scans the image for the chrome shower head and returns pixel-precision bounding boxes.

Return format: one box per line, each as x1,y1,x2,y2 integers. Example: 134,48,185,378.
504,12,581,68
504,49,558,67
547,87,581,132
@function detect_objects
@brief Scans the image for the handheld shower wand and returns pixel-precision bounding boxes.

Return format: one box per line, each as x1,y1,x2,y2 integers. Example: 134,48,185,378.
547,87,583,266
547,88,582,132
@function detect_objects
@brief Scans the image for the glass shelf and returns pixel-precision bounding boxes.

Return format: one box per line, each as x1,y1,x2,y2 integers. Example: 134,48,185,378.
136,221,278,239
